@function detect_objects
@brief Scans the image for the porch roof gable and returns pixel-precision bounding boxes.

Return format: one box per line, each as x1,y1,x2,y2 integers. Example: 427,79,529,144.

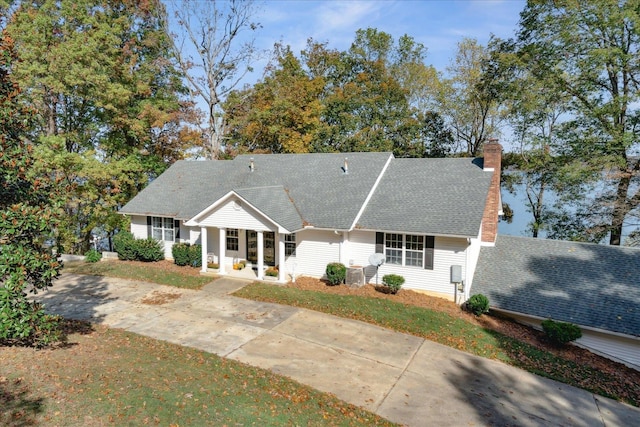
185,186,303,233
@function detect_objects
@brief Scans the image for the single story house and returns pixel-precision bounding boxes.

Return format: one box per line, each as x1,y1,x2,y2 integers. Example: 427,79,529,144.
473,235,640,370
119,142,504,301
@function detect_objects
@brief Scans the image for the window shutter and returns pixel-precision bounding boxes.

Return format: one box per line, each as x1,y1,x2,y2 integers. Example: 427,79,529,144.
424,236,434,270
375,232,384,253
147,216,152,238
174,220,180,240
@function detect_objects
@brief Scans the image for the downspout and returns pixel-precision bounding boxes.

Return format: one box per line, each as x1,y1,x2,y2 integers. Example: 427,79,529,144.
464,237,470,302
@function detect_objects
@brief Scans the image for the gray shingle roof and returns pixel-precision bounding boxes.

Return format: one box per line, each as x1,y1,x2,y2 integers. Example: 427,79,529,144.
121,152,392,229
356,158,491,236
473,235,640,337
120,153,494,236
234,186,303,232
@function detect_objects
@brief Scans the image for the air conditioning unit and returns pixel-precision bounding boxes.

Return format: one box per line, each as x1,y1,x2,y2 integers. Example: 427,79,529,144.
346,266,365,288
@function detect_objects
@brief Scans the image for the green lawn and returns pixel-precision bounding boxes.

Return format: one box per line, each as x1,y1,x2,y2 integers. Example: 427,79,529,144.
63,260,213,289
1,322,396,426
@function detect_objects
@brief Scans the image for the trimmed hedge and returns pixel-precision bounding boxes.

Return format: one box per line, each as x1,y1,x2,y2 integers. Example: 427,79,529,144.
113,231,137,261
325,262,346,285
135,238,164,262
172,243,201,267
113,232,164,262
382,274,405,294
542,319,582,344
467,294,490,316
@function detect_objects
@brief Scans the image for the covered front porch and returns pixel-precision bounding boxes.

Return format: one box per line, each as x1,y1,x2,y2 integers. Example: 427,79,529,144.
198,227,290,283
184,190,300,284
200,257,283,282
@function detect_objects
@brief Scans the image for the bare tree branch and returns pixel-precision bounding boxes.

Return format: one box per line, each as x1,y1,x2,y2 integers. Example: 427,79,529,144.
165,0,261,159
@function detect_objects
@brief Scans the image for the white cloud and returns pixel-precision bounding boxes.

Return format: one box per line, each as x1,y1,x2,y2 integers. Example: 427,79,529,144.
314,0,385,35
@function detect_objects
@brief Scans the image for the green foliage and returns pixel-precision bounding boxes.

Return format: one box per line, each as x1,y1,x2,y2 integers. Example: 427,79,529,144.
381,274,405,294
541,319,582,345
5,1,197,253
135,238,164,262
440,37,501,156
0,32,63,347
225,30,453,158
325,262,346,285
113,231,137,261
113,232,164,262
509,1,640,245
0,294,63,348
189,244,202,268
84,249,102,263
467,294,490,316
174,243,202,267
172,242,191,266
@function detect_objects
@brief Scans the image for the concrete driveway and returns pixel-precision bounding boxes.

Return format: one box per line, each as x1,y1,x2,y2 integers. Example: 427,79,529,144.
37,274,640,426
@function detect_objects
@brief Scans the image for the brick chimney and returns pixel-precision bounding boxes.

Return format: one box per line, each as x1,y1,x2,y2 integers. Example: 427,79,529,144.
481,139,502,245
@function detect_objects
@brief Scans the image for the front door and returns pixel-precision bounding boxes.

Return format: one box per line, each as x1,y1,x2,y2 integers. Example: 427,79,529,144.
246,231,275,266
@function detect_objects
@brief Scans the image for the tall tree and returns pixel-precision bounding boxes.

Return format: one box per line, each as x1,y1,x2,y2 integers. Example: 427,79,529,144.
517,0,640,245
225,44,325,154
167,0,261,159
7,0,193,253
440,38,503,156
225,30,453,158
485,37,568,238
0,29,63,346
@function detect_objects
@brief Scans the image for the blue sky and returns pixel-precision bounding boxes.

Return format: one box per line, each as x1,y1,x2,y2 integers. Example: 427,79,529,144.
253,0,526,75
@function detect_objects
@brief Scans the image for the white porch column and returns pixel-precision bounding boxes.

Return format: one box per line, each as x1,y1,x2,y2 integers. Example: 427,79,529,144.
200,227,208,273
256,230,264,280
218,227,227,275
277,232,286,283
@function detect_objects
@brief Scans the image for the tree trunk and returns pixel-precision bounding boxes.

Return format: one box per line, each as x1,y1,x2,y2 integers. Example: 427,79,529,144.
609,172,630,246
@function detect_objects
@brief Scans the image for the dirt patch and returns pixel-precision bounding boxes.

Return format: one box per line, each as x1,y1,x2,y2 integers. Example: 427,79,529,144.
289,276,640,388
140,290,182,305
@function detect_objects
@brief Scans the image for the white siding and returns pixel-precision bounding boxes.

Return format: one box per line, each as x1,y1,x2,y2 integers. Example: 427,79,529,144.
130,215,147,239
494,311,640,371
294,229,341,278
578,330,640,371
346,230,375,267
188,227,201,245
199,197,274,232
345,231,468,298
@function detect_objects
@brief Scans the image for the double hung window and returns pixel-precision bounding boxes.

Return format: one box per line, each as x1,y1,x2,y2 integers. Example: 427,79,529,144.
379,232,434,269
151,217,174,242
226,228,239,251
285,233,296,257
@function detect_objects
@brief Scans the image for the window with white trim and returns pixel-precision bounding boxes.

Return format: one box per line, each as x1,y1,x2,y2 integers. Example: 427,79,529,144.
382,233,434,269
152,217,174,242
226,228,239,251
285,233,296,256
385,233,403,265
405,235,424,267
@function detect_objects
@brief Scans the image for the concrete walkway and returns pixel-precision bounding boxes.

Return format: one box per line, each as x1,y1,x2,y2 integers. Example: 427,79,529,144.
38,274,640,426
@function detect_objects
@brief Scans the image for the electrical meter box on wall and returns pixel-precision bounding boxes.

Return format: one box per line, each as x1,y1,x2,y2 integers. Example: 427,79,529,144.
451,265,462,283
